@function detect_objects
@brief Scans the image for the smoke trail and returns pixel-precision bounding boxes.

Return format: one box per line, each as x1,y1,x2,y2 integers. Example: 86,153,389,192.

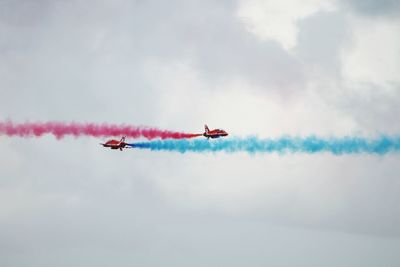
0,121,202,140
129,136,400,155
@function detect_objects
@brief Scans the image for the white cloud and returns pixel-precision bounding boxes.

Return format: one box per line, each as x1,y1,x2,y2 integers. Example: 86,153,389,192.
341,16,400,86
237,0,337,50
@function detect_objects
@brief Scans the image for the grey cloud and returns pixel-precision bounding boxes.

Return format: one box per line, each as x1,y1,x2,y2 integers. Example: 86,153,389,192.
0,0,305,122
336,82,400,134
342,0,400,17
2,141,400,266
0,0,53,26
1,0,400,266
295,11,348,76
3,210,400,267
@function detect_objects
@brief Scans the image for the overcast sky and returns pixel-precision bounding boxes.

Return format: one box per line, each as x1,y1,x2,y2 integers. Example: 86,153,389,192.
1,0,400,266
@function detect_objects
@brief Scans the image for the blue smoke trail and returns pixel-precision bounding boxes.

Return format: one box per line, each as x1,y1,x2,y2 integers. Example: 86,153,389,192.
129,136,400,155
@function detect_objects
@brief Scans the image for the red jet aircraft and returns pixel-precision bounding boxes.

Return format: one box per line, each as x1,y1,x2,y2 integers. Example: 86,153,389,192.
101,136,130,151
203,125,228,139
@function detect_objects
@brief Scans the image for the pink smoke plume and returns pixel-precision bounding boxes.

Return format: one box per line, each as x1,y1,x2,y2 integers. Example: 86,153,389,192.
0,121,202,140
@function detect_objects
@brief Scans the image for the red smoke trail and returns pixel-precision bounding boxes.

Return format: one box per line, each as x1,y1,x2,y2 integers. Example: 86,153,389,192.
0,121,202,140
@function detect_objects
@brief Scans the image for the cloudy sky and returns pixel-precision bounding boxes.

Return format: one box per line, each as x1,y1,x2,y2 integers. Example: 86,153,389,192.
1,0,400,266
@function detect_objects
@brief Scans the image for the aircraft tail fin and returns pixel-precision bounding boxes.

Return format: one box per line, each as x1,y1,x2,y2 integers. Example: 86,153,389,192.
204,124,209,133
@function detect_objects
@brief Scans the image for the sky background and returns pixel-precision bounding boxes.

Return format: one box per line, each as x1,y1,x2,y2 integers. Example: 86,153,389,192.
1,0,400,266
